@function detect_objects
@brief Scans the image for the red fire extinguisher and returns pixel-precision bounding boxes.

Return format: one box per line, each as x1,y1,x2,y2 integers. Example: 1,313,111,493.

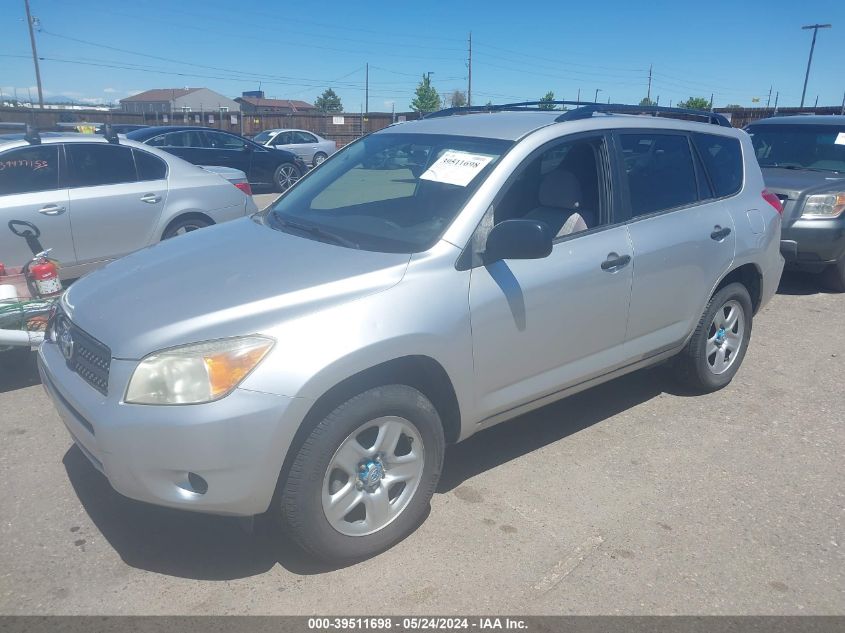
27,250,62,298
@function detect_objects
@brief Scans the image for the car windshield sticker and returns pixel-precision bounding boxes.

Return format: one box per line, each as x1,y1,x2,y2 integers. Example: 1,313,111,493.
420,150,494,187
835,132,845,146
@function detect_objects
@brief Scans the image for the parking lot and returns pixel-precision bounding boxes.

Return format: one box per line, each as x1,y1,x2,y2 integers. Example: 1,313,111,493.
0,270,842,615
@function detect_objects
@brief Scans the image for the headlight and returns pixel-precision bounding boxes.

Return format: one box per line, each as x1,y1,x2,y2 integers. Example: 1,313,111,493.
801,192,845,219
125,336,274,405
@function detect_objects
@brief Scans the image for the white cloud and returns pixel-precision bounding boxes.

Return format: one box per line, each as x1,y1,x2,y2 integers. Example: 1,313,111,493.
103,87,118,94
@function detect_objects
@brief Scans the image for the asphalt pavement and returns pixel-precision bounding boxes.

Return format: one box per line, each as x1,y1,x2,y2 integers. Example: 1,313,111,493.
0,272,842,615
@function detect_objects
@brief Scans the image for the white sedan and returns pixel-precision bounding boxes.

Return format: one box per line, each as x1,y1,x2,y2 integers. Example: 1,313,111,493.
252,129,337,167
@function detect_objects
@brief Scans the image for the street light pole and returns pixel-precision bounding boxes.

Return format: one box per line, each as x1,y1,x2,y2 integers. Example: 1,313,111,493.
594,88,602,103
800,24,831,108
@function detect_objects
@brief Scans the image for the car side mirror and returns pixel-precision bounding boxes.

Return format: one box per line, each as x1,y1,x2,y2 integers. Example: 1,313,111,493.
483,219,553,264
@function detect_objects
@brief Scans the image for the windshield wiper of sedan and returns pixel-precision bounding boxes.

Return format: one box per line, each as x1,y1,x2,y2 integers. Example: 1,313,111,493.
272,215,359,249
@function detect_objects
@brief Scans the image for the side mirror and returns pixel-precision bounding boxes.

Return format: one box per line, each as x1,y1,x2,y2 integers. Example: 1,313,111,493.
483,219,553,264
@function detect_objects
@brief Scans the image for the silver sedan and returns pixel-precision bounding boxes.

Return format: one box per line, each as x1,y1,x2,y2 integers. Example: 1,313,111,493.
0,133,258,280
252,129,337,167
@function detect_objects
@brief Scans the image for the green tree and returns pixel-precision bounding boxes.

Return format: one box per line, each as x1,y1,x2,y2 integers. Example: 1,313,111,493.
450,90,467,108
639,97,656,106
410,75,441,113
677,96,711,110
538,90,556,109
315,88,343,113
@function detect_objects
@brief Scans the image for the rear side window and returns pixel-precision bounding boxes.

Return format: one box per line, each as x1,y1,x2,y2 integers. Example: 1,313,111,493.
693,133,743,198
65,144,137,187
133,149,167,181
0,145,59,195
620,133,697,217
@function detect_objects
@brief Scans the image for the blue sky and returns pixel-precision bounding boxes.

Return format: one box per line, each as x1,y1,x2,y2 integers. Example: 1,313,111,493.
2,0,843,111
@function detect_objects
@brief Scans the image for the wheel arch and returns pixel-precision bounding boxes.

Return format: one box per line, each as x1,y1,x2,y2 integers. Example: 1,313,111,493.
713,263,763,314
161,211,215,240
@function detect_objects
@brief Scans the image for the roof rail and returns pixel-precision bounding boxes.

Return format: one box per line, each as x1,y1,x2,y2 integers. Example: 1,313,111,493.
424,100,731,127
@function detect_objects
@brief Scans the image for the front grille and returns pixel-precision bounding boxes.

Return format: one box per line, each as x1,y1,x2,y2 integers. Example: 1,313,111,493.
54,311,111,396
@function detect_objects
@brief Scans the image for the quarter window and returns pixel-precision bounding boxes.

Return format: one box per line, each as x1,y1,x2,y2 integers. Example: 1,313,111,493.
0,145,59,195
620,133,698,217
692,133,743,198
134,149,167,181
65,144,137,188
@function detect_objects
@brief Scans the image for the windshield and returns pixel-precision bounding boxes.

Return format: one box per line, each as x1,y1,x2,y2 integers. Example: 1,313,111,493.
252,131,273,144
747,124,845,172
266,132,512,253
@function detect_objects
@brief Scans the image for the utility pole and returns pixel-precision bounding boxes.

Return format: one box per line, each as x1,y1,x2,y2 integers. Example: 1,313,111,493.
773,91,779,115
766,86,772,109
365,63,369,122
841,90,845,115
656,95,660,105
467,31,472,107
647,64,652,101
24,0,44,111
814,95,819,109
576,88,581,103
800,24,831,108
709,93,714,111
594,88,601,103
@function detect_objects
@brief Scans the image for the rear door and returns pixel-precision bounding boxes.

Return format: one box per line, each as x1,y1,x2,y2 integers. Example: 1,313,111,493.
64,143,168,268
146,129,210,166
616,130,736,358
0,144,75,269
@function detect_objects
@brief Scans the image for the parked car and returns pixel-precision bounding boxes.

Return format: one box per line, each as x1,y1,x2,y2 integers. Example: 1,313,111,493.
252,129,337,167
127,126,307,192
746,115,845,291
0,132,258,279
39,103,783,562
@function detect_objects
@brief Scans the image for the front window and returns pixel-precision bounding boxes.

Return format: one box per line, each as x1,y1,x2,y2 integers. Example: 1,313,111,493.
266,133,512,253
747,124,845,173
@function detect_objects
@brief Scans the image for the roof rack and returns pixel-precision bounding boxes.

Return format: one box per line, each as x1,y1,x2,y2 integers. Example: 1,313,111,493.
425,100,732,127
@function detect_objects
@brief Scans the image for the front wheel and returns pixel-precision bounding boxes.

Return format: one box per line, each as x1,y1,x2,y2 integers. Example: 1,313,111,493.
274,163,301,192
673,282,753,393
278,385,445,562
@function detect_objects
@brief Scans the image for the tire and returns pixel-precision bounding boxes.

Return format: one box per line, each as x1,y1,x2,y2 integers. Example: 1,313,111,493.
278,385,445,562
312,152,328,167
274,163,301,192
820,258,845,293
162,216,211,240
673,282,753,393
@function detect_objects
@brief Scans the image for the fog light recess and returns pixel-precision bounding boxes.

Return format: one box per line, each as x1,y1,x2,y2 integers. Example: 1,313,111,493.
178,472,209,495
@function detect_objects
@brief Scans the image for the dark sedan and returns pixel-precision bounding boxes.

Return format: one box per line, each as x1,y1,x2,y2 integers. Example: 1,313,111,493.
126,126,306,192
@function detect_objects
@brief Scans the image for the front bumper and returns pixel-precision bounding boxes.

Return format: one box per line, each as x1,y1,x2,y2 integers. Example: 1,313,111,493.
781,216,845,273
38,340,312,516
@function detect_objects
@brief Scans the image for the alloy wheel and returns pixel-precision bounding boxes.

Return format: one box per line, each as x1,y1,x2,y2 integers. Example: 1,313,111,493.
706,299,745,374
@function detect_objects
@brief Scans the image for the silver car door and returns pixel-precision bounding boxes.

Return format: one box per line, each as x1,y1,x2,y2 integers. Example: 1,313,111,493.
0,144,74,270
617,130,736,358
64,143,168,270
468,133,634,420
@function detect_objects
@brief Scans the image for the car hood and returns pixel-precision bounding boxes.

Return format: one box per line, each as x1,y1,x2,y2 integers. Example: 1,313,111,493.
761,167,844,198
62,217,411,359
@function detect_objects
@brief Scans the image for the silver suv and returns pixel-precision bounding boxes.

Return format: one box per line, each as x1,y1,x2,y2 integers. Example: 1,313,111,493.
38,103,784,561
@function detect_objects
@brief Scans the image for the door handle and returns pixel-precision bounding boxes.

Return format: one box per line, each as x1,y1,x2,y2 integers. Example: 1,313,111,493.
710,226,731,241
38,205,66,216
140,194,162,204
601,252,631,271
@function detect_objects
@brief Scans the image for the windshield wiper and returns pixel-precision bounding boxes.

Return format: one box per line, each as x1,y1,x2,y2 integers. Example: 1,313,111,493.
273,216,359,249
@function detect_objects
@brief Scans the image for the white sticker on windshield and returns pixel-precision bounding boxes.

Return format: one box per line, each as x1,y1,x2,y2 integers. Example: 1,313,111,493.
835,132,845,146
419,150,494,187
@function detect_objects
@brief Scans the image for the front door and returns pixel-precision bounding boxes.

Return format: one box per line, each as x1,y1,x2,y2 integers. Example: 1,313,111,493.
468,133,634,420
0,144,75,269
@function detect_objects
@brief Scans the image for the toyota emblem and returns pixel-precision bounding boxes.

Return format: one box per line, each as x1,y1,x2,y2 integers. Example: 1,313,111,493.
57,319,74,361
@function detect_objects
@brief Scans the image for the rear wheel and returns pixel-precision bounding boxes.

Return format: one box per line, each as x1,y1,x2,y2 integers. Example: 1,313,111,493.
162,216,211,239
312,152,328,167
673,282,753,393
820,257,845,293
274,163,301,192
278,385,444,562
